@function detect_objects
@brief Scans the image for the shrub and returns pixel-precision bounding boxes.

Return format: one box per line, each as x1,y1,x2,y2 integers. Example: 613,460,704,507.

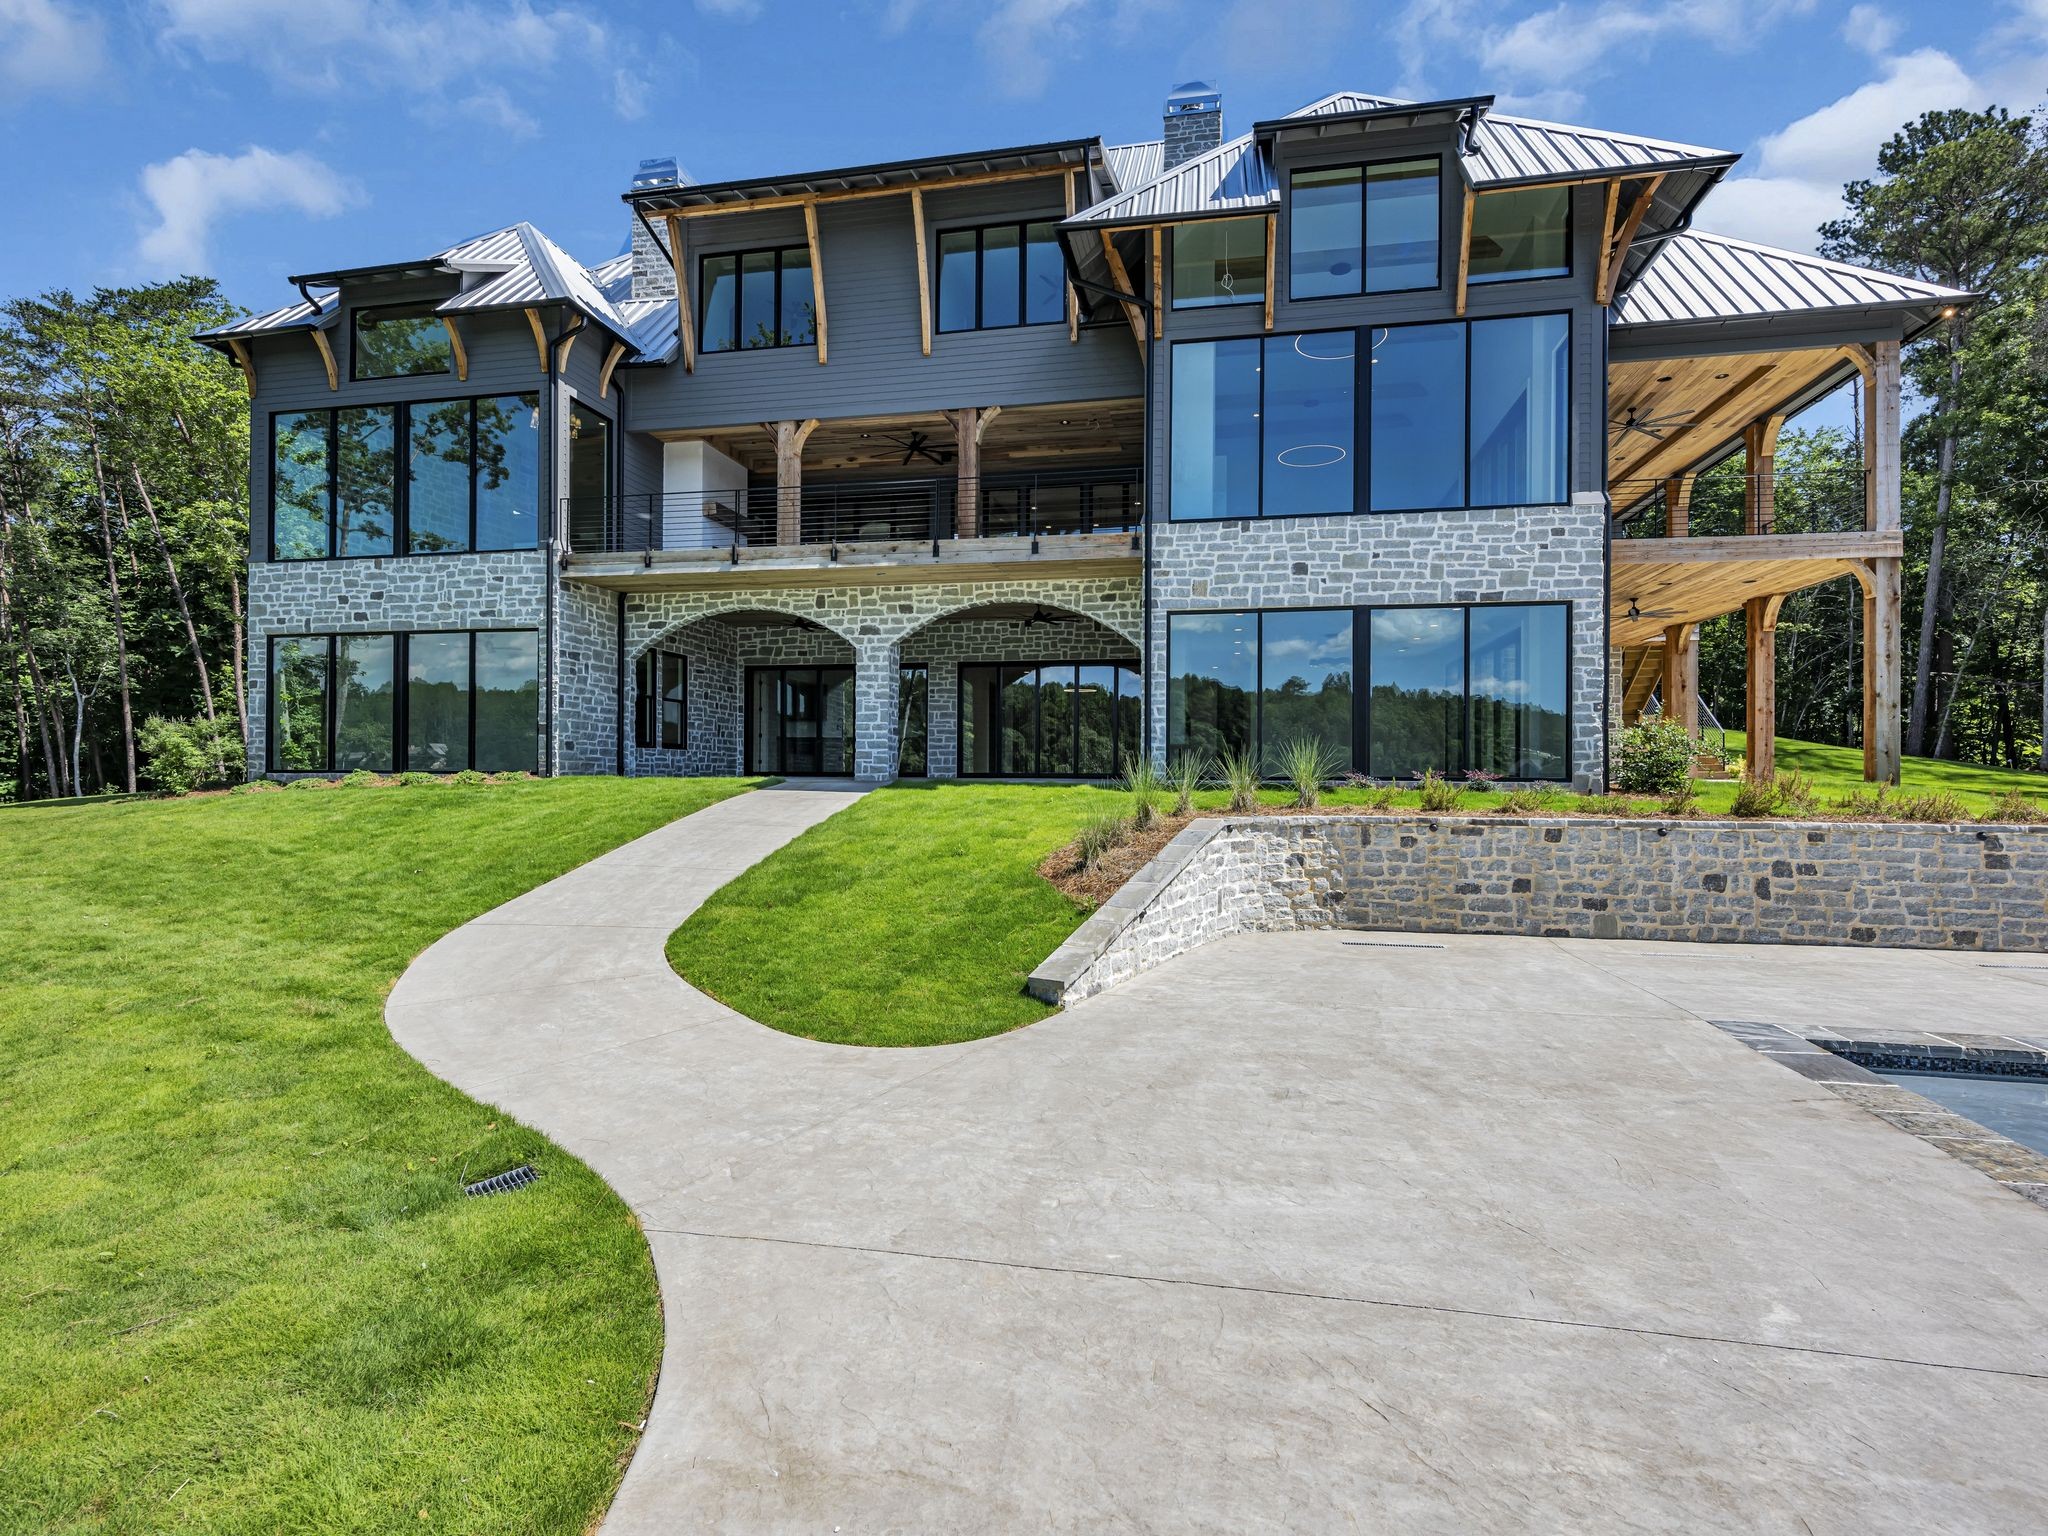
339,768,382,788
487,770,531,784
1611,718,1695,796
397,771,441,788
1119,754,1163,830
1982,789,2047,824
284,775,334,791
1341,774,1398,811
1496,788,1552,816
138,713,245,795
1217,749,1261,813
1076,811,1133,869
229,779,281,795
1728,775,1780,818
1894,790,1970,823
1166,751,1209,817
450,768,489,787
1833,784,1890,818
1415,769,1462,812
1276,736,1345,809
1657,779,1700,817
1774,770,1820,816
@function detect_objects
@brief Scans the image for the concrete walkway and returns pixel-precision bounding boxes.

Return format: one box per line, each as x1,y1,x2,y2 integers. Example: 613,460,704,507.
388,791,2048,1534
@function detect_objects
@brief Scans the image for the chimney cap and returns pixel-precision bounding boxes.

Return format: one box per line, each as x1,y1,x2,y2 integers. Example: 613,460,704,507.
632,155,685,190
1165,81,1221,115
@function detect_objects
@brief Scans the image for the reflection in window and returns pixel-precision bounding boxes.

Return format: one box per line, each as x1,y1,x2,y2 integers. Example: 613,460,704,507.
333,635,396,772
334,406,396,557
270,637,329,771
474,631,539,773
1170,338,1260,520
407,631,470,772
897,665,929,776
1288,159,1439,299
959,662,1140,777
1172,217,1266,308
1167,611,1256,763
701,246,813,351
474,394,540,550
936,222,1064,332
1469,606,1569,780
1025,221,1065,324
272,411,329,560
1468,186,1570,283
634,649,684,753
351,304,451,380
1369,324,1464,512
937,231,978,332
778,247,816,346
1469,314,1569,507
1259,609,1352,774
982,226,1022,328
407,400,470,554
1369,607,1465,779
1365,159,1440,292
1289,167,1360,299
1262,332,1354,518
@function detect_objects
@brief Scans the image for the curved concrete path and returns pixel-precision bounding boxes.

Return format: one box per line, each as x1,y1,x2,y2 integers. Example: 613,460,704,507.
390,787,2048,1534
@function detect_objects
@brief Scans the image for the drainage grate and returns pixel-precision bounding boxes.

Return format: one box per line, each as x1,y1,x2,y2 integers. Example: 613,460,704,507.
464,1163,541,1199
1341,940,1446,950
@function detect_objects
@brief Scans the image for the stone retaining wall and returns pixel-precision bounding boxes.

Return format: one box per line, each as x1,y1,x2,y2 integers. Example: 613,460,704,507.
1028,814,2048,1005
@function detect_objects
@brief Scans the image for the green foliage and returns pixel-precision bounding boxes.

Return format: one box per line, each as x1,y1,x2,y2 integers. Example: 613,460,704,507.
1276,735,1344,808
1612,718,1697,795
1983,788,2047,822
229,778,280,795
138,712,243,795
1894,789,1973,822
339,768,381,787
1728,776,1782,818
1496,787,1555,815
1415,769,1463,812
1657,779,1700,817
450,768,489,787
396,770,440,787
1120,753,1163,830
1077,811,1134,867
283,773,332,790
1166,750,1210,816
1775,770,1821,816
1217,749,1261,812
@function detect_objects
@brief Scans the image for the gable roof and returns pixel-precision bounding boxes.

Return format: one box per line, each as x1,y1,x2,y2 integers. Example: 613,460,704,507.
1103,140,1164,192
1614,228,1971,331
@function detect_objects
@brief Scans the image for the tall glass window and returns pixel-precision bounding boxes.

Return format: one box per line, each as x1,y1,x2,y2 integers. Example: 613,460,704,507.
1024,221,1065,324
474,394,540,550
1369,324,1464,512
270,637,329,772
1167,612,1257,762
1469,313,1570,507
897,665,929,777
958,662,1140,778
778,246,817,345
936,222,1064,332
1172,216,1266,308
334,406,396,557
407,400,470,554
1262,332,1355,518
1289,167,1360,299
333,635,396,772
1258,609,1353,774
271,411,329,560
1170,338,1261,520
981,226,1022,328
351,304,451,380
1469,606,1569,780
1468,186,1571,283
700,247,812,351
1366,159,1440,292
407,632,471,772
474,631,539,773
1369,608,1466,779
1288,159,1439,298
701,253,738,352
936,231,978,332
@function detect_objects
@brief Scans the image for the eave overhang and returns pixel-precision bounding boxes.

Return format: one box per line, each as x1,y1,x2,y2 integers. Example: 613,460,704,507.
625,138,1100,214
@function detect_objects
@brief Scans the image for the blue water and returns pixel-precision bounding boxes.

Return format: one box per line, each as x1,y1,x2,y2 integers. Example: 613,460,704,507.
1878,1071,2048,1158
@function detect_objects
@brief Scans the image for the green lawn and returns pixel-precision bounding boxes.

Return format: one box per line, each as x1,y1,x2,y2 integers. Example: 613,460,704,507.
1,776,756,1536
669,781,1128,1047
1709,732,2048,812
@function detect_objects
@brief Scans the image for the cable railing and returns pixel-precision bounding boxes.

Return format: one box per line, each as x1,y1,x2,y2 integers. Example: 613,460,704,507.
1612,467,1869,538
564,467,1143,556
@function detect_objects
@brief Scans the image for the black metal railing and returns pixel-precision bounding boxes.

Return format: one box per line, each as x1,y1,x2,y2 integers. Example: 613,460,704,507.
1612,467,1869,538
565,467,1143,556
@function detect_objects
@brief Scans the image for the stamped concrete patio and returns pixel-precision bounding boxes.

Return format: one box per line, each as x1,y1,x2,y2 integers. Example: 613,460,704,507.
387,787,2048,1534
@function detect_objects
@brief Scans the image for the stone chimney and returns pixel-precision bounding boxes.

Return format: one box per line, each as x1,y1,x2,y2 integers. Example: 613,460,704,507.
1162,81,1223,170
629,156,682,300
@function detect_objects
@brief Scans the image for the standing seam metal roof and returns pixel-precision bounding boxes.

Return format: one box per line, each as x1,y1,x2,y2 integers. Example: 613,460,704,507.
1614,229,1970,327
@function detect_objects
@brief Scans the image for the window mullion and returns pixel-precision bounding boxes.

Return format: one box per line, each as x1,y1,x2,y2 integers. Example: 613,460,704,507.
326,411,339,559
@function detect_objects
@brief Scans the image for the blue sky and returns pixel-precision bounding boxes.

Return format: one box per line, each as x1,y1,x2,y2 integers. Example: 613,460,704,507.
1,0,2039,318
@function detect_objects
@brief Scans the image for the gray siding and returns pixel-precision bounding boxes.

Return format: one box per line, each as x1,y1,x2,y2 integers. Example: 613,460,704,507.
623,177,1141,431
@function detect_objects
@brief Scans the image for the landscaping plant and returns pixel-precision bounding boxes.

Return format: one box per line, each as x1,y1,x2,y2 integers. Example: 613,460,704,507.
1120,753,1164,829
1167,750,1210,816
1217,749,1261,812
1728,775,1781,818
137,713,245,795
1611,718,1697,795
1658,779,1700,817
1278,736,1345,809
1415,768,1463,812
1983,789,2047,823
1077,811,1134,868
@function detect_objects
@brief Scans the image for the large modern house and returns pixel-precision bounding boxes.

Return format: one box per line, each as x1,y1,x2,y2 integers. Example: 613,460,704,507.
200,84,1964,789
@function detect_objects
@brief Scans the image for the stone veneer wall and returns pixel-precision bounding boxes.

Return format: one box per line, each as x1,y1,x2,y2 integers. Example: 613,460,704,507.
1029,815,2048,1004
1146,494,1610,791
246,552,546,776
553,577,617,775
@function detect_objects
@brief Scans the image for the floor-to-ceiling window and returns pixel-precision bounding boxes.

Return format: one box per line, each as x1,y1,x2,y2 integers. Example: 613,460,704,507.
958,662,1141,778
268,630,535,774
897,665,929,776
746,667,854,776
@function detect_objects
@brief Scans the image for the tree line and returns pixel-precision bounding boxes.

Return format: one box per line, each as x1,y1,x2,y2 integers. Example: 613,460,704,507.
1,109,2045,799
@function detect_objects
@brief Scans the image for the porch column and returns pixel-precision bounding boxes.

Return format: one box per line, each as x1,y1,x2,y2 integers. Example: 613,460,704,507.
773,418,817,545
852,639,901,782
1662,473,1694,540
1744,599,1777,782
1743,415,1784,535
1862,338,1904,785
942,407,988,539
1661,622,1699,736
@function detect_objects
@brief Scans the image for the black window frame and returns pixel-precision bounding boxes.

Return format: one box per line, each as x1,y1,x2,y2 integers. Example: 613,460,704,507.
1164,601,1573,783
1286,153,1445,303
954,659,1143,780
635,648,687,751
897,662,930,777
349,302,454,382
697,245,814,352
1164,310,1572,522
1168,216,1269,311
267,393,542,562
933,219,1065,334
265,628,540,774
1465,184,1575,287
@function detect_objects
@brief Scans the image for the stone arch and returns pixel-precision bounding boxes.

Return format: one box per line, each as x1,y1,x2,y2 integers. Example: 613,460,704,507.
892,589,1142,652
628,594,863,665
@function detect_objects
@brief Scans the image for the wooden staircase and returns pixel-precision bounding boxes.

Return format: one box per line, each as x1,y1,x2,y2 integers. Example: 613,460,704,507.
1620,644,1663,723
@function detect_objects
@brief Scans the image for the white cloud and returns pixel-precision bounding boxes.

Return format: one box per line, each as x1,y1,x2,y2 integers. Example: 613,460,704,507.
447,85,538,139
613,67,649,120
136,146,361,275
888,0,1156,98
1842,3,1900,57
0,0,105,97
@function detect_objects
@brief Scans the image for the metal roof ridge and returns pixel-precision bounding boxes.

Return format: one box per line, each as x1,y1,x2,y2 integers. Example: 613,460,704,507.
1669,227,1974,296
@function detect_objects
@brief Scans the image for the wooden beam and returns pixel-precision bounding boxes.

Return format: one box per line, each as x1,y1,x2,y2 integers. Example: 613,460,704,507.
1613,363,1777,483
441,317,469,382
524,308,548,375
1869,555,1903,783
911,189,932,358
1149,225,1163,340
1455,183,1476,318
1745,596,1777,782
944,407,980,538
1099,230,1147,352
803,200,828,365
1064,172,1080,344
772,418,818,545
598,339,627,400
308,327,338,391
554,329,579,371
225,337,256,395
1662,472,1695,539
1595,178,1621,300
1597,175,1664,306
1662,622,1699,736
1612,530,1904,565
1743,415,1787,535
654,163,1070,220
1866,338,1901,532
973,404,1001,445
1263,215,1277,332
662,213,697,375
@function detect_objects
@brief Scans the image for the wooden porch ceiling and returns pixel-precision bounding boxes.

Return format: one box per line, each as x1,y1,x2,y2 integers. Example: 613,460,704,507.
1609,531,1903,646
1608,347,1851,493
654,399,1142,477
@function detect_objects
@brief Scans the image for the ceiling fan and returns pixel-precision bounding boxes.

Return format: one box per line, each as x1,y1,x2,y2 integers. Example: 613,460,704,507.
874,429,953,467
1609,406,1695,442
1020,604,1057,629
1624,599,1681,624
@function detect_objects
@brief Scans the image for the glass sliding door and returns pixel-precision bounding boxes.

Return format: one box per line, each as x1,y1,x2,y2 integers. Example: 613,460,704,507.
746,666,854,776
1258,609,1353,775
897,665,929,776
1468,605,1569,780
1368,608,1465,780
333,635,397,772
474,630,540,773
958,661,1140,778
1166,611,1256,764
407,631,472,772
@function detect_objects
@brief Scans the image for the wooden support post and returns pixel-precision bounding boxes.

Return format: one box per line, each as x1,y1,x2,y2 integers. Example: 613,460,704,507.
802,200,827,365
1064,172,1080,343
1662,623,1699,737
772,418,817,545
523,308,548,375
1149,225,1163,340
309,327,339,390
663,214,696,374
1455,184,1476,317
1597,175,1663,306
911,189,932,357
944,407,981,538
598,340,626,399
1263,215,1276,331
1744,597,1777,782
1742,414,1785,534
1662,473,1693,540
441,317,469,382
1869,557,1903,784
554,329,579,371
1866,338,1901,531
1100,231,1146,352
225,337,256,394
